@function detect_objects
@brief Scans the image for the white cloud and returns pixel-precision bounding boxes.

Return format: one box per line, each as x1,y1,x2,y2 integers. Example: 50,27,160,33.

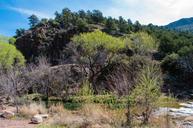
104,0,193,25
9,7,53,19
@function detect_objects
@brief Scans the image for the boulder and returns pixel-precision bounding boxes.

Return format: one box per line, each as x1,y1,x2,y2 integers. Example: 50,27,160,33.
1,110,15,119
39,114,49,119
185,116,193,122
31,114,43,124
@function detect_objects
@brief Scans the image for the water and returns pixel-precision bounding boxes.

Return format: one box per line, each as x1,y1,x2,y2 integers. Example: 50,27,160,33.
156,102,193,128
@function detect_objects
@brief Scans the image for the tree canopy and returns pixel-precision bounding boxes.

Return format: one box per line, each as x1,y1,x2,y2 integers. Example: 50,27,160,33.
0,42,25,69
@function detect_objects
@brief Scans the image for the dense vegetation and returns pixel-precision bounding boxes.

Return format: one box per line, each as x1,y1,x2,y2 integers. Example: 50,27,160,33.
14,8,193,97
0,42,25,69
1,8,193,127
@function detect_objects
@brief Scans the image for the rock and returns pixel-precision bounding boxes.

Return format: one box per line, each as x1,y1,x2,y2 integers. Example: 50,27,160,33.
31,114,43,124
185,116,193,122
39,114,49,119
1,111,15,119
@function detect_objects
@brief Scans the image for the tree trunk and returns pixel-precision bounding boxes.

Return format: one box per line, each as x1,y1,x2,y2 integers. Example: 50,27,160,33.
126,100,132,128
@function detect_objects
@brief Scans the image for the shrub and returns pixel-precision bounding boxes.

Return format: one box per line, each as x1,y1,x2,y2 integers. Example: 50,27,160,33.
77,80,94,96
48,104,66,114
19,103,47,118
161,53,179,72
0,42,25,69
129,32,157,54
130,63,162,124
79,104,112,124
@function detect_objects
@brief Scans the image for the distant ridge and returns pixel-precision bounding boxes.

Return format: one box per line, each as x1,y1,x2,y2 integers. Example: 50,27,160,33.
166,17,193,32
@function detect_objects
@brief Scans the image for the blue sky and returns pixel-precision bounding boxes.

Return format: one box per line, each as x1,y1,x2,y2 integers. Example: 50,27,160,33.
1,0,193,36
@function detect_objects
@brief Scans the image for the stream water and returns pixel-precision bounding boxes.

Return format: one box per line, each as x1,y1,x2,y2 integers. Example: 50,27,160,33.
156,102,193,128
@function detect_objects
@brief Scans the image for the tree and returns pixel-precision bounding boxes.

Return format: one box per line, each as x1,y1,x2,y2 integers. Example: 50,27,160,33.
0,42,25,69
118,16,128,33
28,14,39,28
72,30,126,92
134,20,142,32
0,66,31,113
130,63,162,124
15,28,25,38
127,19,133,32
78,10,87,19
28,57,73,104
105,17,118,34
129,32,157,55
91,10,104,24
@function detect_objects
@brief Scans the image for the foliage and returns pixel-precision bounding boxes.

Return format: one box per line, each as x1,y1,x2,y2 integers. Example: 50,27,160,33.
13,7,193,97
72,30,127,92
72,30,126,54
129,32,157,54
28,14,40,28
130,63,162,124
69,94,127,109
0,42,25,68
77,80,94,96
15,28,25,38
8,37,16,45
177,45,193,56
105,17,118,34
161,53,179,71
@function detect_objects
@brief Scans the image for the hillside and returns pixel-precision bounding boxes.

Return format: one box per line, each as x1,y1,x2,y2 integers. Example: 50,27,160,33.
166,17,193,32
1,7,193,128
0,35,10,43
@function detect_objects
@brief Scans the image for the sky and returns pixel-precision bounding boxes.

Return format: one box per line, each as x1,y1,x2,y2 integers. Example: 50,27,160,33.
0,0,193,36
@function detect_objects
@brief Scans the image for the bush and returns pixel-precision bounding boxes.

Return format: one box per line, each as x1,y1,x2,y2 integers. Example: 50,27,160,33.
129,32,157,54
0,42,25,69
161,53,179,72
19,103,47,118
48,104,66,114
130,63,162,124
77,80,94,96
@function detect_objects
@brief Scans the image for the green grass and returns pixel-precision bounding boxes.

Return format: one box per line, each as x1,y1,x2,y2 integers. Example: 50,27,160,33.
157,95,181,108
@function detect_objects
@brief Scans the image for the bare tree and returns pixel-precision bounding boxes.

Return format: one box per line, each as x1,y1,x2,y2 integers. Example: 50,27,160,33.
0,66,31,113
29,57,72,104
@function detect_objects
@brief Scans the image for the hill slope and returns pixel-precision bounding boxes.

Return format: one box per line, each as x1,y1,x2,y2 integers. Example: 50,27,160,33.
0,35,10,43
166,17,193,32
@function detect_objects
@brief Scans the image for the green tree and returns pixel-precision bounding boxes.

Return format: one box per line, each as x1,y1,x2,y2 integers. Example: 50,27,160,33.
130,63,162,124
91,10,104,24
118,16,128,33
0,42,25,69
105,17,118,34
15,28,25,38
129,32,157,55
134,20,142,32
78,10,87,19
72,30,126,92
28,14,39,28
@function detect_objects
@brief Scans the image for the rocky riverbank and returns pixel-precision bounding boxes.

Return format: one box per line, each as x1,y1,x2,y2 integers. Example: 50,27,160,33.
156,102,193,128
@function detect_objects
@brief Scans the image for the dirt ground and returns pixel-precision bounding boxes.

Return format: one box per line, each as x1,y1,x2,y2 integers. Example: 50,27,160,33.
0,118,36,128
0,106,36,128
